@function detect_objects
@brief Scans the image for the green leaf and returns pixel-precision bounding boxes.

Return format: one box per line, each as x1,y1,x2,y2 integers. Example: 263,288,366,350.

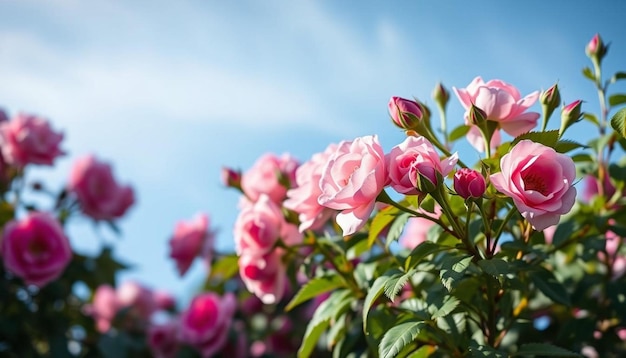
551,220,578,246
477,258,509,277
582,67,595,82
514,343,582,357
363,275,390,331
611,107,626,138
529,268,571,306
406,345,436,358
387,212,411,248
384,269,414,302
571,153,594,163
379,320,425,358
609,93,626,107
286,274,345,311
431,295,460,320
511,130,559,148
611,71,626,83
554,140,587,153
469,343,508,357
369,206,401,248
449,124,470,142
440,255,472,291
404,241,449,271
583,112,599,126
298,289,352,358
208,254,239,281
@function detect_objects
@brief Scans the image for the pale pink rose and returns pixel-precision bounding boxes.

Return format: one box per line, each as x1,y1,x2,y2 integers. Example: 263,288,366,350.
386,136,458,195
179,292,236,357
239,250,287,304
234,194,301,255
169,213,214,276
89,285,119,333
241,153,298,204
0,113,64,167
116,280,157,321
148,320,179,358
453,77,539,151
466,126,502,153
490,140,576,231
68,155,135,220
543,224,557,245
284,143,338,232
318,135,387,236
454,168,486,199
399,207,441,249
0,212,71,287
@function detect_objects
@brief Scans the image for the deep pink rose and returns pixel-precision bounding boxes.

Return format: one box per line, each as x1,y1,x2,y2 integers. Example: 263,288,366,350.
179,292,236,357
453,77,539,151
148,320,179,358
234,194,301,255
318,135,387,236
169,213,214,276
89,285,119,333
241,153,298,204
284,143,338,232
0,113,64,167
1,212,71,287
386,136,458,195
454,168,486,199
68,155,135,220
239,250,287,304
388,96,424,130
490,140,576,231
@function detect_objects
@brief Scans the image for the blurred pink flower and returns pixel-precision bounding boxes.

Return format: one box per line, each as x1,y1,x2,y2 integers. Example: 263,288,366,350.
179,292,236,357
1,212,71,287
0,113,64,167
284,143,338,232
239,250,287,304
169,213,214,276
399,207,441,249
386,136,458,195
318,135,387,236
241,153,298,204
148,319,179,358
68,155,135,220
453,77,539,151
490,140,576,231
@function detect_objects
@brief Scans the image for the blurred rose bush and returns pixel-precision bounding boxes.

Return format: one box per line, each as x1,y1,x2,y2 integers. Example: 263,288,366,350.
2,33,626,358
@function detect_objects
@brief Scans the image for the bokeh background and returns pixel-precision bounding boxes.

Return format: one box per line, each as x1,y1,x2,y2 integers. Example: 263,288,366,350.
1,0,625,305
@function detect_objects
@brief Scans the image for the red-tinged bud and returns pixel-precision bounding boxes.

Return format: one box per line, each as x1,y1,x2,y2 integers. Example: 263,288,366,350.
388,96,423,130
453,168,486,199
221,167,242,189
540,83,561,127
468,105,488,126
586,33,608,64
432,82,450,109
559,100,583,137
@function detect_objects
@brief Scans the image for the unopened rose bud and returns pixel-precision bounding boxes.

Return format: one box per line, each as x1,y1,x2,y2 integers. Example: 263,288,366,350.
559,100,583,136
388,96,424,130
432,82,450,109
221,167,242,189
453,168,486,199
540,83,561,128
586,33,608,62
468,105,488,126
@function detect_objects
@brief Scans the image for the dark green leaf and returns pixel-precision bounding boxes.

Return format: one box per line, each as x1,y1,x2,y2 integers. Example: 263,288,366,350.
554,140,587,153
582,67,595,82
469,343,508,358
611,107,626,138
529,268,571,306
384,269,414,302
431,295,460,319
379,320,425,358
571,153,594,163
404,241,449,271
611,71,626,83
609,93,626,107
514,343,582,357
551,220,578,246
440,255,472,291
406,345,436,358
477,259,509,277
512,130,559,148
363,275,390,331
286,274,345,311
449,124,470,142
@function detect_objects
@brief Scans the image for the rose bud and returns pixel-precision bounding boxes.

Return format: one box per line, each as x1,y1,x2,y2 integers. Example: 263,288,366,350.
586,33,608,62
454,168,486,199
388,96,423,130
540,83,561,123
431,82,450,109
559,100,583,136
221,166,242,189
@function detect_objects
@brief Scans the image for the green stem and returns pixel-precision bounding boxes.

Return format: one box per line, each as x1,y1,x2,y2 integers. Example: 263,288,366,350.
491,206,517,250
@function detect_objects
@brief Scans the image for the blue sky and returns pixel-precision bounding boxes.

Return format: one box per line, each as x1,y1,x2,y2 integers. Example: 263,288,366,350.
1,0,625,305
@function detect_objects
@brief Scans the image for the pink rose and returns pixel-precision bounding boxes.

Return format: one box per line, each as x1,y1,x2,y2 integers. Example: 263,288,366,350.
169,213,214,276
89,285,119,333
148,320,179,358
542,224,557,245
399,207,441,249
1,212,71,287
234,194,301,255
68,155,135,220
179,292,236,357
388,96,424,130
284,143,338,232
453,77,539,151
0,113,64,167
239,250,287,304
318,135,387,236
454,168,486,199
116,280,157,321
241,153,298,204
490,140,576,231
386,136,458,195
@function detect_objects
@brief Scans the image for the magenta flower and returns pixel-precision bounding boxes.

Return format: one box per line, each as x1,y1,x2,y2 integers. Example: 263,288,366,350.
0,113,64,167
169,213,214,276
